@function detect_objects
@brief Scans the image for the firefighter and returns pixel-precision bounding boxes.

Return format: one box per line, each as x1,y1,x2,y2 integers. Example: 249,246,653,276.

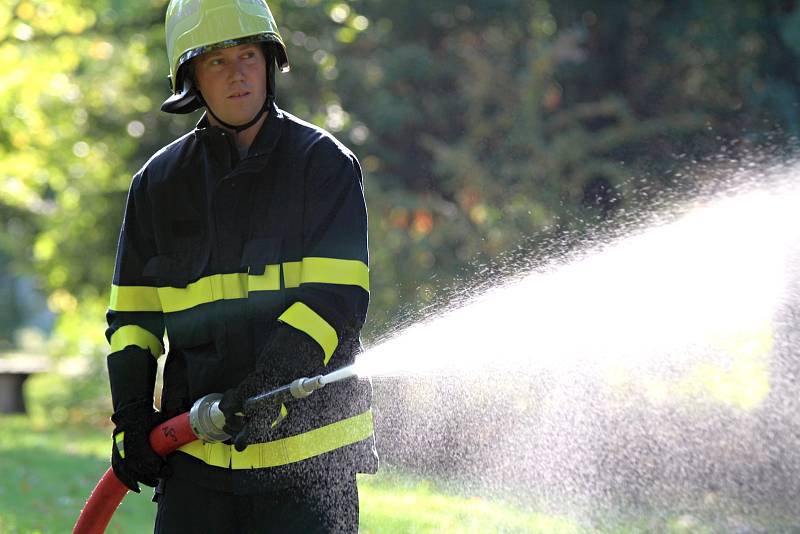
104,0,377,531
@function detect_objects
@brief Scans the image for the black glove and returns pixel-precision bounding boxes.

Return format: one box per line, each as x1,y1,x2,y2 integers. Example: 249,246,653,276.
218,384,284,452
110,400,172,493
218,324,326,451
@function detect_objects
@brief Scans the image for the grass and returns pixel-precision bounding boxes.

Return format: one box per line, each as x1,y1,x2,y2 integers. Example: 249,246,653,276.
3,373,798,533
359,474,582,534
1,373,580,533
6,414,797,534
0,413,585,534
0,415,154,533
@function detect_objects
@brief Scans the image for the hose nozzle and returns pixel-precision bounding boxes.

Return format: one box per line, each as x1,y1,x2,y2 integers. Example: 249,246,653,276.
244,375,325,414
188,393,231,443
289,375,325,398
189,367,355,443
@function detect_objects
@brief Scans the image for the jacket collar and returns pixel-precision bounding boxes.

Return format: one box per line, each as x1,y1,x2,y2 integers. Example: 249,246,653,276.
194,99,284,160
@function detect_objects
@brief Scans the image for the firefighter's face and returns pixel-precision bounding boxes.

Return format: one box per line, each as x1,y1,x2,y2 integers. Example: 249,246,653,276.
194,43,268,126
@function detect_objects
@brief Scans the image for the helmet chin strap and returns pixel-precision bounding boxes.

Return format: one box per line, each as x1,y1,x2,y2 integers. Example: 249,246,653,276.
204,95,271,134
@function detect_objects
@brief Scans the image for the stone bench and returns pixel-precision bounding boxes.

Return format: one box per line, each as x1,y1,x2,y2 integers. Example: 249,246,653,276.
0,354,49,414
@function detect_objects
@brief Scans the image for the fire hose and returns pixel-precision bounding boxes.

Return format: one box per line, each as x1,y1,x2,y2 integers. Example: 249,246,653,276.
73,367,356,534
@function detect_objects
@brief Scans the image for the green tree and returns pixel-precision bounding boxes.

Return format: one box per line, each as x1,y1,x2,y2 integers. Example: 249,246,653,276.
1,0,799,401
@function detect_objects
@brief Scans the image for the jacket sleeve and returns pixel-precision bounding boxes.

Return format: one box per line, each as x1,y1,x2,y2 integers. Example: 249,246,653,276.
105,170,165,413
267,138,369,379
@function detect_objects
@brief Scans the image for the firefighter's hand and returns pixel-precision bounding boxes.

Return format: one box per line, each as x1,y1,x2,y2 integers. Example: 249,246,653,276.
219,387,284,452
110,400,172,493
218,324,314,450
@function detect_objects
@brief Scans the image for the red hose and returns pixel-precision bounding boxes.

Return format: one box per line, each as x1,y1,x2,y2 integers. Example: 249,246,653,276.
72,412,197,534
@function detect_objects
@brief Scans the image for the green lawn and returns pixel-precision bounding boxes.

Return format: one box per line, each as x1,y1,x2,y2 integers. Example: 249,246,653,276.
6,412,796,534
0,415,149,534
2,373,797,533
0,412,586,534
0,372,587,533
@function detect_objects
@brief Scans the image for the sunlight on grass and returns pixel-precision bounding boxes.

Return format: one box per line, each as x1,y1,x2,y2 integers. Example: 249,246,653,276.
359,474,582,534
0,410,553,534
0,414,154,534
3,374,560,533
2,412,797,533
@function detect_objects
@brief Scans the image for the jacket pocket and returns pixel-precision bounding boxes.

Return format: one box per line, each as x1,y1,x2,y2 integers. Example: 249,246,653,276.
240,237,282,276
142,251,206,288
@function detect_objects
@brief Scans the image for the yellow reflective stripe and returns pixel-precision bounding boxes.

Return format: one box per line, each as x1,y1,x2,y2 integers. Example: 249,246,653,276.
179,438,233,468
109,285,162,312
299,257,369,292
271,404,289,429
114,432,125,459
109,325,163,358
278,302,338,364
156,267,281,313
283,261,302,288
127,256,368,315
249,264,281,292
178,409,374,469
158,273,248,313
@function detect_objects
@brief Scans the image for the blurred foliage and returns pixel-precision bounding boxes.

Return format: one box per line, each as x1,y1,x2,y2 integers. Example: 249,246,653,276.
1,0,800,411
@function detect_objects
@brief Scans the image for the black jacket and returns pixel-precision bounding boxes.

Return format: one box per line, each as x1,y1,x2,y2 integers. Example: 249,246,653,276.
106,101,377,492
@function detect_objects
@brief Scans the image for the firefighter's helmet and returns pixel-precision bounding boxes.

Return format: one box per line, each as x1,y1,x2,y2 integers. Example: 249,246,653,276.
161,0,290,114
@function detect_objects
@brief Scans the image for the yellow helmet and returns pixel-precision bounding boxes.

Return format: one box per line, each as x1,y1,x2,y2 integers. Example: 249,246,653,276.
161,0,290,114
